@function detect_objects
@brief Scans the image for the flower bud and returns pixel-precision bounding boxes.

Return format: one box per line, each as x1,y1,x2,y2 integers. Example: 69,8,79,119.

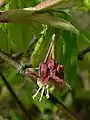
47,59,57,71
39,63,48,78
57,65,64,72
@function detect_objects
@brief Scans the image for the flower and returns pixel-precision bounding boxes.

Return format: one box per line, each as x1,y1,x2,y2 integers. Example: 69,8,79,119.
25,58,70,102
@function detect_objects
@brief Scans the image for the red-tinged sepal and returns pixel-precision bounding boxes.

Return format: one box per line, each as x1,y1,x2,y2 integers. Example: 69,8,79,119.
47,59,57,71
51,75,64,84
26,68,40,78
40,76,49,84
57,65,64,72
39,63,48,79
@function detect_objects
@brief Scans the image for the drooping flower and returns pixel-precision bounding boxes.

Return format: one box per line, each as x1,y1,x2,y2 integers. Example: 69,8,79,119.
25,57,71,102
25,40,71,102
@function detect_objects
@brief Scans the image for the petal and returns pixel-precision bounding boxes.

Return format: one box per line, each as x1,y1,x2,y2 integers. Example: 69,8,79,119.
39,63,48,78
40,76,49,84
26,68,40,78
57,65,64,72
51,75,64,84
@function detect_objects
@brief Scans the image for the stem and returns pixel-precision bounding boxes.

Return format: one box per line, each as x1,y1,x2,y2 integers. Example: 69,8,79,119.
78,47,90,60
0,72,32,120
0,50,81,120
0,50,37,83
0,50,21,70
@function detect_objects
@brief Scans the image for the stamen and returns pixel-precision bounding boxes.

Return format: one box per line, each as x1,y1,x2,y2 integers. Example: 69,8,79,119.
39,87,45,102
46,85,49,99
32,86,42,100
65,82,71,90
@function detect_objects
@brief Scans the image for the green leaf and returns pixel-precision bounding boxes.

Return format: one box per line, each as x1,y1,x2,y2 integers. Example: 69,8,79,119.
0,24,7,51
31,27,54,67
0,8,78,34
8,23,24,52
49,9,72,21
54,30,78,87
54,29,64,64
84,0,90,9
61,31,77,86
0,8,37,22
29,13,79,34
8,22,39,52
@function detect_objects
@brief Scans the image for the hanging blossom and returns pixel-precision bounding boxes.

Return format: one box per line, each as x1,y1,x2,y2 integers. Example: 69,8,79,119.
24,41,71,102
25,58,71,102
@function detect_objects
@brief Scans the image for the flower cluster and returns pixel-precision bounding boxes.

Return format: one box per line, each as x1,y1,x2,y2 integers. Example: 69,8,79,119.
39,59,64,84
26,57,70,102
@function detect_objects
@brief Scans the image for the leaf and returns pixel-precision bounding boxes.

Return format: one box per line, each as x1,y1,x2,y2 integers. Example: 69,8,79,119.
7,22,43,52
61,31,77,86
54,30,78,86
84,0,90,9
0,7,37,22
31,27,54,67
8,23,24,52
28,13,79,34
0,6,78,34
49,9,72,21
0,24,7,51
54,29,64,64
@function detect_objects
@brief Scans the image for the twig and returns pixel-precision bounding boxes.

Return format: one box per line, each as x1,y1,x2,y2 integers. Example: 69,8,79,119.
0,50,21,70
0,50,81,120
78,47,90,60
0,49,23,61
0,50,36,83
0,72,32,120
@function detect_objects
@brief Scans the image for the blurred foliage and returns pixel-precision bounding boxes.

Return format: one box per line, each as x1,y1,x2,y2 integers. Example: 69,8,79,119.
0,0,90,120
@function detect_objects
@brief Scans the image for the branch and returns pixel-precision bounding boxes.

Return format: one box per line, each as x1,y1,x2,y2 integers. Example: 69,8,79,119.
0,72,32,120
0,50,81,120
0,50,21,70
78,47,90,60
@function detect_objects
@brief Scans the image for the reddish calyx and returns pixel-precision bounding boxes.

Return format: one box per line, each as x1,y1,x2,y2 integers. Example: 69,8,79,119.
38,58,64,85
